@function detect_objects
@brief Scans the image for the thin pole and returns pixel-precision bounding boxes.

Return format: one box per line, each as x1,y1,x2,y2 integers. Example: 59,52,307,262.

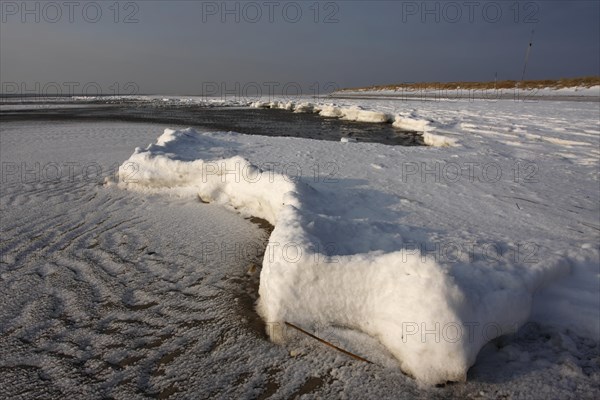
521,30,535,85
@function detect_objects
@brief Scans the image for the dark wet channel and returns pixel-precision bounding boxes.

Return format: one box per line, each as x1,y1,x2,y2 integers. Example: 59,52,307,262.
0,103,425,146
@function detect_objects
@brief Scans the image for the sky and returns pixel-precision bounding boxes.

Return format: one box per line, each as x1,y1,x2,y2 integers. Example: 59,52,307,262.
1,0,599,95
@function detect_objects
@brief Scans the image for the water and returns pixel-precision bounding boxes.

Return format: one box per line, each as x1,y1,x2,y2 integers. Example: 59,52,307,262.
1,103,424,146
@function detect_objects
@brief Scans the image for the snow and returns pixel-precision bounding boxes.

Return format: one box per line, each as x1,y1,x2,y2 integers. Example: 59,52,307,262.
392,116,431,131
421,132,457,147
2,91,599,395
545,85,600,96
252,101,406,127
317,105,391,123
113,91,599,385
338,85,600,99
114,128,542,383
251,101,443,147
1,121,287,398
112,128,297,225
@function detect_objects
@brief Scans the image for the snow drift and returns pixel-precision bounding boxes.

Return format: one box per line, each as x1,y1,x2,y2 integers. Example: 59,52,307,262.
250,101,454,146
115,128,565,385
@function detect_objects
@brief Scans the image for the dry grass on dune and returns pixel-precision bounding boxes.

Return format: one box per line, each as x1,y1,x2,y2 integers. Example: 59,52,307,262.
342,76,600,92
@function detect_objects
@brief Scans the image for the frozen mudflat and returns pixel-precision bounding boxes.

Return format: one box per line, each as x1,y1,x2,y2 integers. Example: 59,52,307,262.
0,94,599,398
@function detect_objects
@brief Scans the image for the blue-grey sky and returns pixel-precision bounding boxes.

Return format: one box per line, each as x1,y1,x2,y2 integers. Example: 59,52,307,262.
1,1,598,95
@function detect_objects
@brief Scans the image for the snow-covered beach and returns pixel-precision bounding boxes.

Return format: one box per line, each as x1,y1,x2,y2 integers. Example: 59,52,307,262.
1,91,598,397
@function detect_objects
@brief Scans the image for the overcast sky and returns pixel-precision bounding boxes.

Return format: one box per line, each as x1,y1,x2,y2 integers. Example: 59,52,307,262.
1,1,598,95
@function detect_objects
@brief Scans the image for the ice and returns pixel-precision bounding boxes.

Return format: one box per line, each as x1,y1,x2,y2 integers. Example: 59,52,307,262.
2,91,598,395
392,116,431,132
421,132,458,147
115,102,598,384
251,100,442,144
113,128,297,224
317,105,391,123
